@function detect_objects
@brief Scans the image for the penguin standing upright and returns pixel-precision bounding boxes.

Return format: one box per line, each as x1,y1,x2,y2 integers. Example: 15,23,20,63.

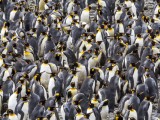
39,0,46,12
138,97,153,120
9,7,18,21
123,104,137,120
80,6,91,24
98,99,109,120
8,87,22,112
16,96,29,120
7,109,19,120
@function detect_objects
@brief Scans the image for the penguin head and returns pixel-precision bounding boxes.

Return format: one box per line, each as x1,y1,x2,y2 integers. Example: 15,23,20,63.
151,18,155,23
55,92,61,101
90,68,97,76
55,52,61,61
4,22,10,28
76,106,82,114
103,99,109,106
26,89,31,96
67,91,72,99
128,104,133,110
70,82,76,88
7,109,14,115
21,96,28,102
43,59,49,64
2,63,8,68
129,63,136,67
39,100,46,105
48,107,55,111
88,103,94,108
13,7,18,11
16,87,22,94
34,73,41,82
115,111,122,117
117,6,121,11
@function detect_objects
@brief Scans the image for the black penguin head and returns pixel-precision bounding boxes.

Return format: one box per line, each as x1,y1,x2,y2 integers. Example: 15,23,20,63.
95,94,99,100
117,6,121,11
34,73,41,82
21,96,28,101
43,59,48,64
89,103,94,108
26,89,31,96
48,106,55,111
103,99,109,106
70,82,75,88
151,19,155,23
55,53,61,61
39,100,45,105
90,68,97,76
116,111,121,116
4,22,10,27
129,63,136,67
128,104,133,110
137,34,141,38
13,7,17,11
55,93,61,101
82,45,87,51
17,87,22,94
76,106,82,114
96,41,102,45
7,109,14,114
67,91,72,98
1,54,5,59
2,64,8,68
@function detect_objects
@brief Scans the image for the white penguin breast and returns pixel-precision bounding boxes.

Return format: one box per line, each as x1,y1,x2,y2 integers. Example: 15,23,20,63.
9,10,16,21
3,70,10,81
21,85,26,97
65,16,73,25
148,102,152,120
81,10,89,23
40,63,51,73
135,38,144,47
67,2,74,14
9,114,19,120
133,68,138,88
98,0,106,7
152,47,160,55
0,58,4,67
1,27,8,39
129,110,137,120
119,23,124,33
154,6,160,15
125,1,132,8
131,3,137,19
67,35,73,49
22,102,29,116
108,71,115,82
96,31,103,42
115,11,122,21
48,77,56,97
8,93,17,111
101,106,109,119
107,28,114,37
89,113,96,120
71,76,78,87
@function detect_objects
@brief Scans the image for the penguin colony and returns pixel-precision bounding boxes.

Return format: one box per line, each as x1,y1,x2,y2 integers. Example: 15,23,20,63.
0,0,160,120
